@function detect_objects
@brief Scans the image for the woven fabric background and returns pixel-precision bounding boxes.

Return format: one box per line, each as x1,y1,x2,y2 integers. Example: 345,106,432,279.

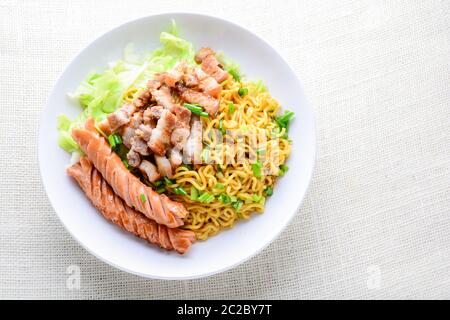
0,0,449,299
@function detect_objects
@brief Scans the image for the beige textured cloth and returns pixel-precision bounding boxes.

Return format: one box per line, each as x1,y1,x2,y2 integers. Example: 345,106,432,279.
1,0,449,299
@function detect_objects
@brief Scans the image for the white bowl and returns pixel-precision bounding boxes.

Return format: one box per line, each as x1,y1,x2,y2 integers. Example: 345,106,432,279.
39,13,316,280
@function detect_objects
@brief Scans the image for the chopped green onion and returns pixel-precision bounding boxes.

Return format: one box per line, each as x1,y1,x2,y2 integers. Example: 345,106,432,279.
198,192,214,203
184,103,202,112
154,180,163,187
164,176,175,185
140,194,147,204
156,187,166,194
217,172,224,179
122,159,129,168
259,196,266,205
256,148,266,155
275,110,295,130
219,193,231,204
174,187,187,196
228,103,235,114
252,194,262,202
108,133,122,149
184,103,209,118
183,164,194,170
228,68,241,81
263,186,273,196
215,183,225,189
190,187,199,200
202,149,210,163
229,195,238,203
251,161,263,178
218,119,226,135
279,164,289,176
238,87,248,97
232,200,244,211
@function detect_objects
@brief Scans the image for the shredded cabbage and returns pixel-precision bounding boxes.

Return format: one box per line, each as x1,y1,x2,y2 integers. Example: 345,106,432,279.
57,21,195,153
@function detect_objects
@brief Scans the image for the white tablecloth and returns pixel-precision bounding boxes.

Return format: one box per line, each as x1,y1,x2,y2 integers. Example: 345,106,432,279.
1,0,449,299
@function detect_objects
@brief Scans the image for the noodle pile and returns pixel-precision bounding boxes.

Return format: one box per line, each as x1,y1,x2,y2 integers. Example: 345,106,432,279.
124,78,292,240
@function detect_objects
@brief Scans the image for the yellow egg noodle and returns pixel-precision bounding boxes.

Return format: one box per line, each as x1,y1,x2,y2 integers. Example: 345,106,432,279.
125,79,292,240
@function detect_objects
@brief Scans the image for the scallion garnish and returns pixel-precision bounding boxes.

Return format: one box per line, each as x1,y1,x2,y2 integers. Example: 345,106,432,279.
215,183,225,189
275,110,295,130
232,200,244,211
184,103,210,118
202,149,210,163
228,68,241,81
251,161,263,178
279,164,289,176
164,176,175,185
140,193,147,204
256,148,266,155
154,180,163,187
198,192,214,203
174,187,188,196
238,87,248,97
219,193,231,204
108,133,122,149
263,186,273,196
218,119,226,135
122,159,129,168
228,103,235,114
190,187,199,200
252,194,262,202
156,187,166,194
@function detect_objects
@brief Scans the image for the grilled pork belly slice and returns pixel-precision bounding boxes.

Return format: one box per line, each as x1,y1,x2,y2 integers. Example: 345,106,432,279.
195,47,229,83
148,109,177,156
176,83,219,116
139,159,161,183
67,157,195,254
183,116,203,164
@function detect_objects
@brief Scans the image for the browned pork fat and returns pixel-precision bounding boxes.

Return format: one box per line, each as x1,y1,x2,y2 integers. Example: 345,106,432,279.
71,118,187,228
195,47,229,83
67,157,195,254
176,83,219,116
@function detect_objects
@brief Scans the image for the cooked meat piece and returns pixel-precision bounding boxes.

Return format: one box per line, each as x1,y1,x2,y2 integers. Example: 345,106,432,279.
171,127,191,150
195,47,229,83
71,118,187,228
172,104,191,123
130,136,149,156
121,126,135,149
67,157,195,254
132,87,152,109
151,85,177,112
183,116,203,164
168,148,183,169
147,79,162,91
139,160,161,183
182,72,199,87
135,124,152,142
201,55,229,83
195,47,215,64
155,155,173,178
98,103,136,135
127,149,141,168
129,111,143,128
176,83,219,116
148,109,177,156
143,105,164,125
198,76,221,98
155,61,187,87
